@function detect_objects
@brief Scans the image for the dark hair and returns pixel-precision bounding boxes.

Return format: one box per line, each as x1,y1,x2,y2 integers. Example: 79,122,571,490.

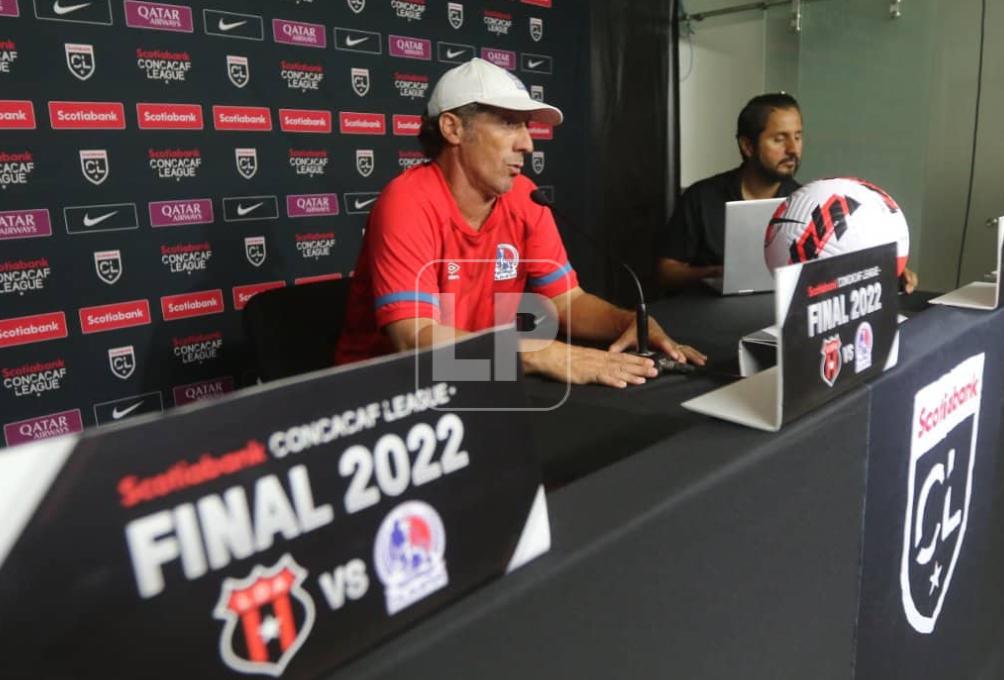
417,103,486,158
735,92,800,146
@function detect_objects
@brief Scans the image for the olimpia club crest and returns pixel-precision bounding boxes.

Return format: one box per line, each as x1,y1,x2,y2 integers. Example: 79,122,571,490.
65,43,95,81
351,67,370,97
355,149,374,177
531,150,545,175
235,148,258,179
79,149,109,186
108,345,136,380
901,353,984,634
374,500,449,615
227,55,249,88
347,0,366,13
244,236,266,267
529,17,543,42
94,249,122,285
214,554,316,677
447,2,463,29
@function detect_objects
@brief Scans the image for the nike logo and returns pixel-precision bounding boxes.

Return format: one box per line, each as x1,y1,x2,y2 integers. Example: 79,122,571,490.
345,36,369,46
354,197,377,209
236,202,263,216
82,211,118,227
112,401,143,420
53,0,91,14
446,48,466,58
218,18,247,31
528,59,545,68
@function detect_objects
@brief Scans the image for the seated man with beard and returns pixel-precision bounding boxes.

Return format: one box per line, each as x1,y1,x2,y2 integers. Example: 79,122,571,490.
656,93,803,290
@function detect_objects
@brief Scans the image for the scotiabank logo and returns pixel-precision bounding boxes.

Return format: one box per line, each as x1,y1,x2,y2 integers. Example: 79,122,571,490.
79,300,152,334
173,375,235,406
0,100,36,129
48,101,126,130
137,103,204,130
520,0,552,6
214,105,273,131
161,289,225,321
339,112,386,135
279,108,332,134
393,114,421,136
0,311,67,349
528,121,552,140
233,281,285,311
295,273,343,285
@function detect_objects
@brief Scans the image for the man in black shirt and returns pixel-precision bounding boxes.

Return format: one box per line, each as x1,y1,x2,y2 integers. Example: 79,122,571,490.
656,93,803,289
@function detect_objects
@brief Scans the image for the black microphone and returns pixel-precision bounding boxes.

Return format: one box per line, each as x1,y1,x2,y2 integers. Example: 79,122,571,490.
530,188,659,362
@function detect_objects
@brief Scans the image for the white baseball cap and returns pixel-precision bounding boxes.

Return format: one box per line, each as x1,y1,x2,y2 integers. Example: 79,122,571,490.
427,58,563,125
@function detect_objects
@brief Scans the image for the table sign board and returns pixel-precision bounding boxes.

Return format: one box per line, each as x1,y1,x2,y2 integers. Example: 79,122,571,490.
0,328,548,678
684,243,900,431
930,216,1003,310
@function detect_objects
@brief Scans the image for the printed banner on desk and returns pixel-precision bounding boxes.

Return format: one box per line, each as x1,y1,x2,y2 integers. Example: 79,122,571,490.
0,329,549,678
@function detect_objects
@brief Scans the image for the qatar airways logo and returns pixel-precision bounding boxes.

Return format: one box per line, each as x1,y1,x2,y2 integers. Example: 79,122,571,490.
0,208,50,241
0,257,51,296
0,150,34,188
0,311,67,349
273,18,325,48
480,47,515,71
289,149,328,177
172,375,234,406
136,47,191,83
483,9,512,35
393,71,428,99
0,39,18,74
391,0,425,22
149,198,213,228
393,114,420,136
125,1,194,32
287,193,338,218
233,281,285,310
281,60,323,92
173,331,222,365
214,105,272,131
161,289,225,321
4,409,83,447
48,101,125,130
2,358,67,399
149,147,201,181
339,112,386,135
295,232,335,260
79,299,152,334
279,108,332,133
161,241,211,274
388,34,430,60
137,103,203,130
0,2,19,19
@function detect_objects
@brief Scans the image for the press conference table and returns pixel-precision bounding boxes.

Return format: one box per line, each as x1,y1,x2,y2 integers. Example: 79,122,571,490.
324,288,977,680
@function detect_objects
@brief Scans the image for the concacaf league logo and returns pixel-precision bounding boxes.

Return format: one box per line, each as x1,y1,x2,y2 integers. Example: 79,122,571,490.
108,345,136,380
227,55,250,88
214,554,316,677
65,43,95,81
901,353,983,634
494,243,519,281
374,500,448,615
531,151,545,175
529,17,543,42
820,334,841,387
447,2,463,28
347,0,366,13
94,249,122,284
244,236,266,267
79,149,109,186
355,149,374,177
350,67,370,96
236,148,258,179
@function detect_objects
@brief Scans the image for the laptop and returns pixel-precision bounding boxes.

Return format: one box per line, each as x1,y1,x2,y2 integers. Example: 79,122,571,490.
704,197,784,295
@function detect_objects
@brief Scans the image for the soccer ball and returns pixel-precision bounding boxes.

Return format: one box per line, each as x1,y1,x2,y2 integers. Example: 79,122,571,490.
764,177,910,275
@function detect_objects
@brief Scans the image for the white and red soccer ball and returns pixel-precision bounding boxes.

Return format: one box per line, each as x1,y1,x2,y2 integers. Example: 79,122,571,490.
764,177,910,275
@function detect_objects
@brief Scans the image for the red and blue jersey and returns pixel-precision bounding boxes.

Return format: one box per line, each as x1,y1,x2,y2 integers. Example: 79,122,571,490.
335,162,577,365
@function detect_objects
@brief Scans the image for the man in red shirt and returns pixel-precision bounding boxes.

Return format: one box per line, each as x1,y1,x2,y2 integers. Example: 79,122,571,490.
336,58,704,387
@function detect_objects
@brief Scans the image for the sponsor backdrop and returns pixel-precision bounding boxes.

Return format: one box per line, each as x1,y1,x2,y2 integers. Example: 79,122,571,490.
0,0,586,447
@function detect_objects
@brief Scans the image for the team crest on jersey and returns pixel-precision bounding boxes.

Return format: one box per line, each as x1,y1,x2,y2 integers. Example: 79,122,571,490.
351,67,370,97
820,335,842,387
356,149,374,177
347,0,366,13
244,236,266,267
226,55,250,88
531,151,545,175
494,243,519,281
108,345,136,380
235,148,258,179
94,250,122,285
447,2,463,28
529,17,543,42
214,554,316,677
79,149,109,186
65,43,95,81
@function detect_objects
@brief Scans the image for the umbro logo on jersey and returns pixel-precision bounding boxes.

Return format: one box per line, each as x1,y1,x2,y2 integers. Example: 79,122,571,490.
203,9,264,40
